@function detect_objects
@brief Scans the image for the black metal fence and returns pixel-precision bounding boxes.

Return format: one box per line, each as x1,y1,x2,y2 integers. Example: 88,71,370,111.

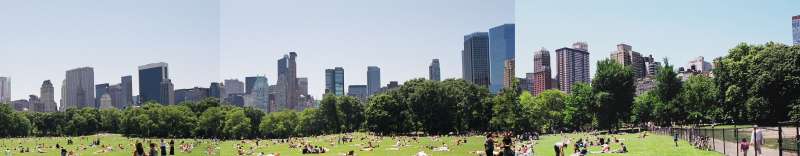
652,124,799,156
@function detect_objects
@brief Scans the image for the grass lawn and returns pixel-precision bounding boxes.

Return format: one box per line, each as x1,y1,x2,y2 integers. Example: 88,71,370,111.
0,132,726,156
532,132,723,156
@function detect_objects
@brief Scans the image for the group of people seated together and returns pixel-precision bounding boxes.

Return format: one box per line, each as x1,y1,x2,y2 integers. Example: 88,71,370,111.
482,131,538,156
552,133,629,156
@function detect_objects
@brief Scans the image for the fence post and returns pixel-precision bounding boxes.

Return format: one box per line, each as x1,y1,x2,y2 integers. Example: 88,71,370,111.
735,126,739,156
712,127,716,151
778,126,783,156
723,127,726,155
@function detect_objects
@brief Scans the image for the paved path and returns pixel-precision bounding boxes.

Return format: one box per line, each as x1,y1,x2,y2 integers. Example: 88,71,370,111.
711,138,796,156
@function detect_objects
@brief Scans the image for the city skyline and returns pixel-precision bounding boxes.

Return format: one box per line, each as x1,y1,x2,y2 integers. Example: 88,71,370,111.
3,0,798,102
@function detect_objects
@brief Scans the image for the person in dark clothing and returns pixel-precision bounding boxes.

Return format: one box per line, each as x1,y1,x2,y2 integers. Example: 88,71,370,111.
149,143,158,156
60,148,67,156
502,135,514,156
169,140,175,155
160,140,167,156
134,142,145,156
484,134,494,156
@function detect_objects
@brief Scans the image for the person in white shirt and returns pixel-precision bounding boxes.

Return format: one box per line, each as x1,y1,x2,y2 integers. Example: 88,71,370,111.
750,126,764,155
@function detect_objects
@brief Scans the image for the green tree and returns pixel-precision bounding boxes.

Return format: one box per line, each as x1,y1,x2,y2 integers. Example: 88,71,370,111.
490,81,522,131
196,107,226,138
592,59,635,130
223,108,251,139
564,83,596,131
679,75,720,123
260,110,299,138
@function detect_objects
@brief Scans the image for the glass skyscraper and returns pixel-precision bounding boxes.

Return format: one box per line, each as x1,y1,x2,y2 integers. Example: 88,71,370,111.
488,24,515,93
138,62,168,105
462,32,490,88
367,66,380,96
324,67,345,96
793,15,799,45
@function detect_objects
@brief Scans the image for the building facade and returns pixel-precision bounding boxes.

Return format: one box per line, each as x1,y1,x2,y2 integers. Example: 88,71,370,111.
244,76,269,112
610,44,646,79
224,79,244,99
462,32,490,87
347,85,368,102
95,83,109,108
429,59,441,81
0,77,9,103
159,79,174,105
175,87,209,104
794,15,799,45
64,67,95,109
325,67,345,96
488,24,515,93
367,66,380,96
556,42,591,93
533,48,552,95
40,80,57,112
502,59,515,89
210,82,224,100
138,62,168,105
687,56,713,73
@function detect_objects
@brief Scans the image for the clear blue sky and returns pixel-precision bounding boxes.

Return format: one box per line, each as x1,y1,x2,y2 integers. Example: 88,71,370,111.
220,0,514,98
0,0,221,102
516,0,799,79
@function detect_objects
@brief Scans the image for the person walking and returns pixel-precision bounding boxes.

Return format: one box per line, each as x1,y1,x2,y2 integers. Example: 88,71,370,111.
673,132,679,147
740,138,749,156
750,126,763,155
484,134,494,156
160,140,167,156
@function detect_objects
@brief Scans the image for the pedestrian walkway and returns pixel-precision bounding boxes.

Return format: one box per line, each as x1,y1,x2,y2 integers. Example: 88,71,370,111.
711,138,796,156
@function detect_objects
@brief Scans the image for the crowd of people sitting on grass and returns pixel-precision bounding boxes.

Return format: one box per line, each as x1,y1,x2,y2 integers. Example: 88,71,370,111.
549,133,629,156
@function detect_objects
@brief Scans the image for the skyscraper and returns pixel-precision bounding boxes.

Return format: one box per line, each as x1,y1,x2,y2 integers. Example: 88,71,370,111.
297,77,308,96
794,15,799,45
324,67,345,96
244,76,269,112
556,42,591,93
429,59,441,81
224,79,244,98
175,87,209,104
0,77,9,103
95,83,109,108
462,32,490,87
245,76,268,94
64,67,95,109
524,73,535,92
121,76,133,106
533,48,552,95
489,24,515,93
367,66,380,96
159,79,174,105
210,82,224,100
40,80,57,112
138,62,168,105
610,44,646,79
276,52,299,110
347,85,368,102
30,95,42,112
502,59,515,89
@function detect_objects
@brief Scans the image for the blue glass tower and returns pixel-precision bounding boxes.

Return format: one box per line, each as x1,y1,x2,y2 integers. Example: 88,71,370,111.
138,62,168,105
488,24,515,93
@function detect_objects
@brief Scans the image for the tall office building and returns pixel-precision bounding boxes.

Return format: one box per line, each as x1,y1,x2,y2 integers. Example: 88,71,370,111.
297,77,308,96
276,52,299,110
502,59,515,89
224,79,244,98
40,80,56,112
324,67,345,96
210,82,224,100
610,44,646,79
429,59,441,81
794,15,800,45
347,85,368,102
64,67,95,109
0,77,9,103
489,24,515,93
95,83,109,108
107,84,125,109
367,66,380,96
138,62,168,105
643,55,660,77
245,76,268,94
30,95,43,112
175,87,209,104
462,32,490,87
556,42,591,93
244,76,269,112
533,48,552,95
121,76,133,106
159,79,174,105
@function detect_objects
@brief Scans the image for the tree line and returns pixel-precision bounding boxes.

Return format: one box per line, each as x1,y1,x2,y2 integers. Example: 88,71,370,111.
0,42,797,138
